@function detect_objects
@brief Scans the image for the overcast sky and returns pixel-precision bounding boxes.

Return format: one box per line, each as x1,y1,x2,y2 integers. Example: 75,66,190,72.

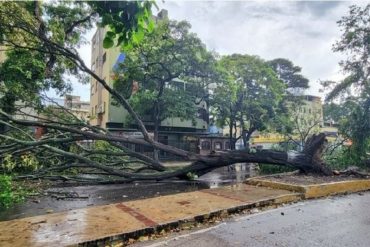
71,0,366,101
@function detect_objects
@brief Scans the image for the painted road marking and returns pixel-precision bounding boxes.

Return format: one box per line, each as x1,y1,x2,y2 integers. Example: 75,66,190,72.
116,203,157,227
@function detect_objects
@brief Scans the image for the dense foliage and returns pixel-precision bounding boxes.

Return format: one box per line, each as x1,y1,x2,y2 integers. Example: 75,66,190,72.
323,4,370,166
212,54,286,149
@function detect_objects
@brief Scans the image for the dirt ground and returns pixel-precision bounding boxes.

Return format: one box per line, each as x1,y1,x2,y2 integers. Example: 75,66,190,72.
265,174,368,185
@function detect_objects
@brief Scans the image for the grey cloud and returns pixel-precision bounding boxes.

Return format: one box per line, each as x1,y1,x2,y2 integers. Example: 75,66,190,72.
295,1,344,17
153,1,361,96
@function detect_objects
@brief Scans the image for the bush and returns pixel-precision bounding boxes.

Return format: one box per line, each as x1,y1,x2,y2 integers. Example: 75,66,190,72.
324,146,369,171
0,175,25,208
258,163,295,175
1,153,39,173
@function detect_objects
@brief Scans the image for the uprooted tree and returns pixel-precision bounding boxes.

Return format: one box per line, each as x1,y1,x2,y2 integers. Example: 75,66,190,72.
0,1,335,183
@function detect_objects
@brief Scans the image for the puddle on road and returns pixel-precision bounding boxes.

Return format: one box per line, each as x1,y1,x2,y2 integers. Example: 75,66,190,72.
197,163,250,188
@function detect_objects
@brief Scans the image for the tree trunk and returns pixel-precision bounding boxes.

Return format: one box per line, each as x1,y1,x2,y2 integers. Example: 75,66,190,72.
188,133,333,178
153,114,160,162
153,127,159,161
241,128,254,150
140,133,333,180
229,119,235,150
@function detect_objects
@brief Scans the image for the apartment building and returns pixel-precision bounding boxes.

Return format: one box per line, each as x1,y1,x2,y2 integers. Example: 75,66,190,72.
63,95,90,121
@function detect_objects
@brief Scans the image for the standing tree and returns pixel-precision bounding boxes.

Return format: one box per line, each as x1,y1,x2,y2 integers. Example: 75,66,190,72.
113,20,216,160
268,58,309,95
324,4,370,166
212,54,286,149
323,100,357,123
267,58,312,143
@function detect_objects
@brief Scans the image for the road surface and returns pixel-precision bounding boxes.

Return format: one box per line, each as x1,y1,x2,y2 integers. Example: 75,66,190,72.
140,192,370,247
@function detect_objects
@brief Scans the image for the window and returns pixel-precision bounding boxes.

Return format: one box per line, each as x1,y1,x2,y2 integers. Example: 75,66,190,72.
214,141,223,150
96,33,99,44
91,107,94,115
95,80,98,92
225,141,230,150
201,141,210,150
92,35,96,50
102,52,106,65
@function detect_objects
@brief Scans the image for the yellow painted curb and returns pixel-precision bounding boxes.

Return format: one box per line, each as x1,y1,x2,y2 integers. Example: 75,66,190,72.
304,180,370,198
272,193,303,204
246,178,370,199
246,179,306,193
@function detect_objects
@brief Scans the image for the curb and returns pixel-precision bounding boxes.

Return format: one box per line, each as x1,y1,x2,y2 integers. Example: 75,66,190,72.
78,193,302,246
246,178,370,199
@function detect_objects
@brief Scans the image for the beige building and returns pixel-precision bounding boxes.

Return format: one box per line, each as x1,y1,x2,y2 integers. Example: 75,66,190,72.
292,95,323,129
63,95,90,121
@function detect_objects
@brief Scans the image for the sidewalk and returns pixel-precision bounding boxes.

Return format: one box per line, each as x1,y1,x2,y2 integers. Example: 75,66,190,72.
4,176,369,247
0,184,300,247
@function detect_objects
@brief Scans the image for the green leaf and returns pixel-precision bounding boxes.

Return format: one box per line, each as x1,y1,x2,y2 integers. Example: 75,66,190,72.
106,31,116,38
117,35,125,47
147,19,155,32
103,36,114,48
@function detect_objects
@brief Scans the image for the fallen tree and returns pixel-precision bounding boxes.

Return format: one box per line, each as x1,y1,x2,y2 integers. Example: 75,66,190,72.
0,1,335,182
1,107,334,182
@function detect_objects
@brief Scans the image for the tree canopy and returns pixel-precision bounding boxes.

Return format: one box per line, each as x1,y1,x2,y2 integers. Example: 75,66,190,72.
268,58,309,94
327,4,370,101
324,4,370,166
212,54,286,149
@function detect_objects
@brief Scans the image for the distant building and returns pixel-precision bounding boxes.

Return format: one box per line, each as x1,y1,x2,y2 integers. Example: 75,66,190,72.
63,95,90,121
293,95,323,130
43,95,90,122
34,95,90,139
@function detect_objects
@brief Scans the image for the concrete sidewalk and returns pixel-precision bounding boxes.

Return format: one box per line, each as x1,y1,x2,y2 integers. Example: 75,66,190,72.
0,184,300,247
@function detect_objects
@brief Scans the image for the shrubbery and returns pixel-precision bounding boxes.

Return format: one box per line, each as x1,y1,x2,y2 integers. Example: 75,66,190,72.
0,175,25,208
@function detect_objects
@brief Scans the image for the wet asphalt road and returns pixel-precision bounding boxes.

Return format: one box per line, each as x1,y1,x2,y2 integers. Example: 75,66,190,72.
0,166,248,221
143,192,370,247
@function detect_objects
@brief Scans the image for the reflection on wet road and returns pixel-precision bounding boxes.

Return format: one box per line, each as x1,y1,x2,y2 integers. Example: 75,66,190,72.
197,163,249,188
